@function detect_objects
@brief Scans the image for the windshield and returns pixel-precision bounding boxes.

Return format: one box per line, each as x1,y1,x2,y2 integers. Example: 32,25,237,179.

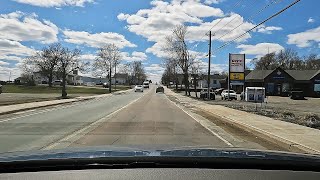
0,0,320,159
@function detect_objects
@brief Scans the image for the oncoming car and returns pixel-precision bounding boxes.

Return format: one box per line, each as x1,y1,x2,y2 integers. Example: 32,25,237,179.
134,85,144,92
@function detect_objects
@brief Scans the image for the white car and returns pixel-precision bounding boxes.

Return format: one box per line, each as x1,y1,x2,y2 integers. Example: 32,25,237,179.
134,85,144,92
221,90,237,100
143,81,149,88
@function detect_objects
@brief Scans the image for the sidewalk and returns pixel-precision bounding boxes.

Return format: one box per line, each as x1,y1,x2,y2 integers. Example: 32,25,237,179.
165,87,320,154
0,88,132,115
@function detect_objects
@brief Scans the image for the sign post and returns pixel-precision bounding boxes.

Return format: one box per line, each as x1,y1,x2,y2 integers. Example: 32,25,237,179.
229,54,245,100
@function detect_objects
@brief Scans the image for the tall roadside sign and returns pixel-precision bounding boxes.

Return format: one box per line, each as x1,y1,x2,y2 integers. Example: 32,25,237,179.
228,54,245,99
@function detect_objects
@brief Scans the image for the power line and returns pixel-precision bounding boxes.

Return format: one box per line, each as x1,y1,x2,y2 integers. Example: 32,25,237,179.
190,0,245,51
216,0,283,41
213,0,301,53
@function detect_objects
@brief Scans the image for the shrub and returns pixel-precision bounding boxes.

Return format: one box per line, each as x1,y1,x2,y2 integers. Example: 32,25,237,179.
303,114,320,128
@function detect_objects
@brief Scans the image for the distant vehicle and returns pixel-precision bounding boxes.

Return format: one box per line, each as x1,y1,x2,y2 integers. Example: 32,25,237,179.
143,81,150,88
134,85,144,92
103,82,109,88
221,90,237,100
156,86,164,93
53,80,62,86
214,88,225,95
200,89,215,100
155,82,158,85
288,88,304,100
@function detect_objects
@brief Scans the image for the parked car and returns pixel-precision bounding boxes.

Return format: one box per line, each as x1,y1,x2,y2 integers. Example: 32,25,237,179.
53,80,62,86
221,90,237,100
214,88,225,95
134,85,144,92
143,81,149,88
200,89,215,100
288,88,304,100
103,82,109,88
156,86,164,93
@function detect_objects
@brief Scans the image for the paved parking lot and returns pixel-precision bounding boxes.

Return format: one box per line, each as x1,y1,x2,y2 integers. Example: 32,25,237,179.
182,91,320,116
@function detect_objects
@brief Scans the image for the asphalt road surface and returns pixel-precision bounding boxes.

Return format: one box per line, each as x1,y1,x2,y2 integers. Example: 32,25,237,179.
0,85,266,153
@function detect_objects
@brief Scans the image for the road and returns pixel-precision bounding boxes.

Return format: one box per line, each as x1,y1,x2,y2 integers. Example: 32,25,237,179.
0,85,268,153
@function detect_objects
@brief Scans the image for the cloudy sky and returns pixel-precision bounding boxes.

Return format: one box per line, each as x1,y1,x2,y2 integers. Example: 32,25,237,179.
0,0,319,82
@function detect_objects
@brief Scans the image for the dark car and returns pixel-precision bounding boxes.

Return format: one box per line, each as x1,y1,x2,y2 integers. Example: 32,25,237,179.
156,86,164,93
289,88,304,100
200,89,215,100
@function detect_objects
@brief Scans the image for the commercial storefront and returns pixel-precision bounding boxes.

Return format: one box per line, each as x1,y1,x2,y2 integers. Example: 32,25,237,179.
245,67,320,97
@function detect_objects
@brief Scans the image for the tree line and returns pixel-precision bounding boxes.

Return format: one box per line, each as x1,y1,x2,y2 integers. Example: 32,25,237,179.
252,48,320,70
21,43,146,98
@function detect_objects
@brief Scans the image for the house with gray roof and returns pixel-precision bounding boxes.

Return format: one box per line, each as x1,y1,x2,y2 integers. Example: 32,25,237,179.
245,67,320,97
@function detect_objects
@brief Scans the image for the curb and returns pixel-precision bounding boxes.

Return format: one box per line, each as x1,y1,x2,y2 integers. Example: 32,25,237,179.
165,87,320,154
0,88,133,116
200,108,320,154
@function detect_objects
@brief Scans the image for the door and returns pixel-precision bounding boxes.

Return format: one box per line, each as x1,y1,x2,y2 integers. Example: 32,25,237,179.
277,84,281,95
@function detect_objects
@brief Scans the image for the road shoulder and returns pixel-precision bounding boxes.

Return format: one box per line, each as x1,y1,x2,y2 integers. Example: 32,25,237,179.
164,87,320,155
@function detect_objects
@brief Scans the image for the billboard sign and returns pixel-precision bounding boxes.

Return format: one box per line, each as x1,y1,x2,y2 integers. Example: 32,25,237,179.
230,54,245,73
229,54,245,85
230,73,245,81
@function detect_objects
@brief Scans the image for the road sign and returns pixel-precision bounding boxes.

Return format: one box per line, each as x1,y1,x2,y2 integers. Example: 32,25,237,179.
230,54,245,73
230,73,244,81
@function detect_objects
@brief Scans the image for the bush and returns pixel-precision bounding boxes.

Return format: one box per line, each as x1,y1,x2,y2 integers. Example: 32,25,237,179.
303,114,320,128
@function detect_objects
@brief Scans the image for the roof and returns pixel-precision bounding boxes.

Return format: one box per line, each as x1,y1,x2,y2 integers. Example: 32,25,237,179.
286,70,320,81
245,70,273,80
113,73,128,79
245,68,320,81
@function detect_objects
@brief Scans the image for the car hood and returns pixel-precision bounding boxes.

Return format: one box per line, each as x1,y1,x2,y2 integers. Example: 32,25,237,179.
0,145,319,163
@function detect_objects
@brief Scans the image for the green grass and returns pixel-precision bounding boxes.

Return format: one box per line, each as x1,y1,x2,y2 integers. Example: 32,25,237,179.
2,85,131,94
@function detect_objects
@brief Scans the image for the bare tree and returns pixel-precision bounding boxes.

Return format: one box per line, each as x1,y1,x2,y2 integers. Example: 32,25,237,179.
93,44,122,93
57,47,83,98
21,43,62,87
131,61,146,84
253,52,277,70
164,25,194,96
190,59,203,98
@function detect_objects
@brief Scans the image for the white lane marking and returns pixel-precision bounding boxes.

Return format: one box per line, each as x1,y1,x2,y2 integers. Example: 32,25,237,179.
165,95,234,147
0,95,115,123
42,91,148,150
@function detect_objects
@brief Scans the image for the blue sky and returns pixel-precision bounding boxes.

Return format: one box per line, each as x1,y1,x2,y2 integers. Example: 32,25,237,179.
0,0,319,82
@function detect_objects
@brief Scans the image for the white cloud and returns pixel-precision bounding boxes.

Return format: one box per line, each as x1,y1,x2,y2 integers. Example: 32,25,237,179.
308,17,315,23
145,63,165,72
122,51,147,61
287,26,320,48
204,0,225,4
63,30,136,49
118,1,270,58
237,43,284,58
79,54,97,61
0,65,20,81
117,13,130,21
0,60,9,66
0,11,59,44
257,26,282,34
0,39,36,62
12,0,95,7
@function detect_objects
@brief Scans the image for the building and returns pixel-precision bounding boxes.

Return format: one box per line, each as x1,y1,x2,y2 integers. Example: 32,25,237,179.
245,67,320,97
111,73,129,85
196,74,227,89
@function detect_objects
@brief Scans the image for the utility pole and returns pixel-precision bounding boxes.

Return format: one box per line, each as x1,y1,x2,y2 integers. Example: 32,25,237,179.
207,31,213,100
